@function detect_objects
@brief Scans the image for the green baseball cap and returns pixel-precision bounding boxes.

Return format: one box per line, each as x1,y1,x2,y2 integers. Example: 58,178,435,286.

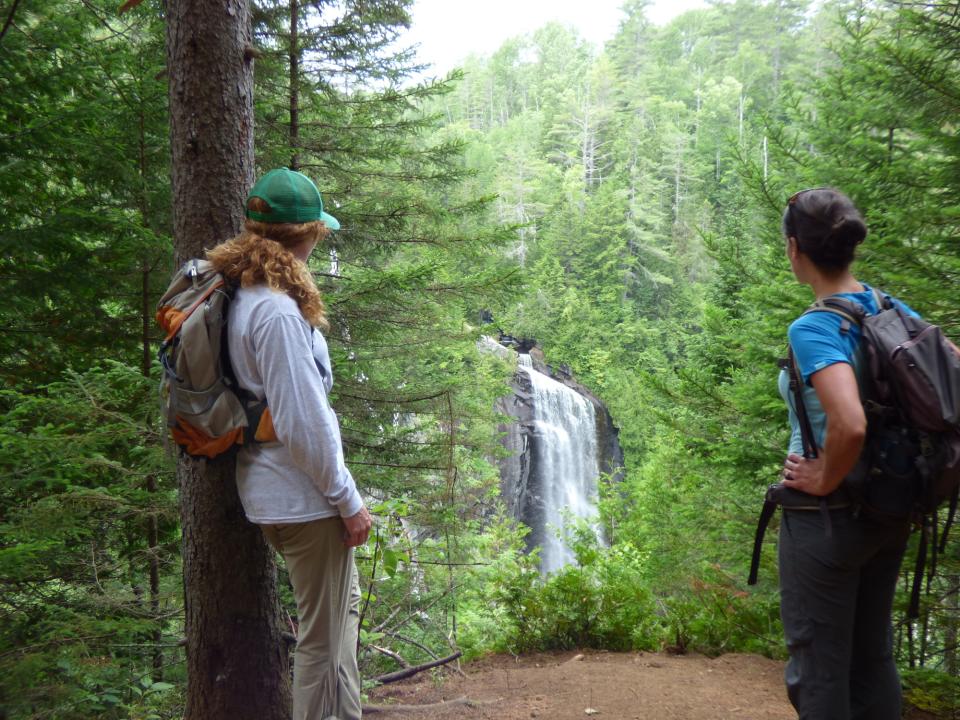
245,167,340,230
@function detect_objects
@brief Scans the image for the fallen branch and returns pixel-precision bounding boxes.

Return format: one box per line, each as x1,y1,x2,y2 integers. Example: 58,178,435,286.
369,644,409,668
384,631,439,660
368,650,462,685
363,695,497,714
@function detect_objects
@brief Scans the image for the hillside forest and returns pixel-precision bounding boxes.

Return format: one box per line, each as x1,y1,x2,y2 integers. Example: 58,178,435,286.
1,0,959,717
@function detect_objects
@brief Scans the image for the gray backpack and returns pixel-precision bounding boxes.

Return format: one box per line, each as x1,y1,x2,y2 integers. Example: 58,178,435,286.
811,288,960,517
156,259,275,458
749,288,960,617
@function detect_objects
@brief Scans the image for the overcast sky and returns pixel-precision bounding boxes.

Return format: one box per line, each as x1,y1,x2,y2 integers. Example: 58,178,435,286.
405,0,709,76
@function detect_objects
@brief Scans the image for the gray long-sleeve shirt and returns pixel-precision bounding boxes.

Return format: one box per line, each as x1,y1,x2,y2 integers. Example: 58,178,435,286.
227,284,362,524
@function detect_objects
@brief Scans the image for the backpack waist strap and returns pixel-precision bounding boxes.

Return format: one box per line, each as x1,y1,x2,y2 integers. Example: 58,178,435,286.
747,483,851,586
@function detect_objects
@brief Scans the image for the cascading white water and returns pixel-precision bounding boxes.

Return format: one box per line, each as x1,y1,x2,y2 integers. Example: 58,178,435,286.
517,354,603,573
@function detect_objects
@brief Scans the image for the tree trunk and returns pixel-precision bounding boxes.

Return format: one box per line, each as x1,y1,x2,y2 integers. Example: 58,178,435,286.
945,573,958,675
919,605,929,667
146,473,163,681
905,571,916,668
762,135,768,181
738,93,744,145
289,0,300,171
166,2,290,718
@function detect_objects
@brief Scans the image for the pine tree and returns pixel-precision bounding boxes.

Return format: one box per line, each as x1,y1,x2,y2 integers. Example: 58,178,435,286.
0,0,171,385
0,2,180,714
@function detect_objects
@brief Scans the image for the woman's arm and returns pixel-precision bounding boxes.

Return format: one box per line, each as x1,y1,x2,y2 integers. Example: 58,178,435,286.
782,362,866,496
255,312,364,519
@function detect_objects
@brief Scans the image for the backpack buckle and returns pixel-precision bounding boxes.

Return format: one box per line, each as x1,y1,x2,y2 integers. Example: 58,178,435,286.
187,259,200,288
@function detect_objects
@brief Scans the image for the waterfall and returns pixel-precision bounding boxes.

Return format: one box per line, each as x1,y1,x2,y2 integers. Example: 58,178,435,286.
517,354,603,573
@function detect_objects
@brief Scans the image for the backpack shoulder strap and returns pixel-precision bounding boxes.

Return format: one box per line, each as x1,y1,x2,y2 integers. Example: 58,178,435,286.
802,296,865,335
870,285,894,312
779,346,819,460
218,281,245,393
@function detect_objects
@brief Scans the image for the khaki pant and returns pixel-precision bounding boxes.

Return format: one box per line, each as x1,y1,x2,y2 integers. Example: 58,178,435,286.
262,518,362,720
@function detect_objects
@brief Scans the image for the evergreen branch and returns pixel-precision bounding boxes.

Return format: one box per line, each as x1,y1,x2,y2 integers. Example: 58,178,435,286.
335,389,449,404
347,460,448,471
0,633,116,661
76,0,140,42
373,584,462,635
344,437,448,450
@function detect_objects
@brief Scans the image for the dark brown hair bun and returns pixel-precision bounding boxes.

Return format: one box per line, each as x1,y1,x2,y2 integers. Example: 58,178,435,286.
782,188,867,272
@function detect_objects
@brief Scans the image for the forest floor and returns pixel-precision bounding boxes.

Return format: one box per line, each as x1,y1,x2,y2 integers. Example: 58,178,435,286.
365,649,941,720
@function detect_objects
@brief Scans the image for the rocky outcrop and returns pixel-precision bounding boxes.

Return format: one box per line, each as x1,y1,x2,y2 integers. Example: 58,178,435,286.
495,371,535,524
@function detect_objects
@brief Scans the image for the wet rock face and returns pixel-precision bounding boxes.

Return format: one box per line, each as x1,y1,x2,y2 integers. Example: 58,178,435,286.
495,371,534,523
495,348,625,560
592,400,626,484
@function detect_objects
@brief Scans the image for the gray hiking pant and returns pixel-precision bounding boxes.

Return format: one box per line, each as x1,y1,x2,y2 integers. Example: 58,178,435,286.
778,507,909,720
263,518,362,720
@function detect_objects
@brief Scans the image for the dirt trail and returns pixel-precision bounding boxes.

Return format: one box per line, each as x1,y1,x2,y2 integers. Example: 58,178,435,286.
366,650,796,719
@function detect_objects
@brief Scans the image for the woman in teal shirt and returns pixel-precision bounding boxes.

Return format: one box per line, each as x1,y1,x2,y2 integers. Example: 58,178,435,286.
777,187,910,720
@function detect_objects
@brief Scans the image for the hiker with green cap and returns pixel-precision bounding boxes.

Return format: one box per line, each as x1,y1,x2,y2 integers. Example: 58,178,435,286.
207,167,371,720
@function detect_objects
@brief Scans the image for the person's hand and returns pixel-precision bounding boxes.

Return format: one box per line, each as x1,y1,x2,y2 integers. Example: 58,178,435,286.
342,505,373,547
781,453,828,495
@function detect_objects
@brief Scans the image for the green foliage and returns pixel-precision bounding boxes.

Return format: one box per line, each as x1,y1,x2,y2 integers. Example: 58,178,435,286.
0,363,180,719
482,521,661,653
0,0,170,384
902,668,960,717
656,564,782,657
429,0,959,682
4,0,960,714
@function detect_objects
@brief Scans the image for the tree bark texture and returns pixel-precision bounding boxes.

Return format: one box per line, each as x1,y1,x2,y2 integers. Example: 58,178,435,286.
166,2,290,718
289,0,300,171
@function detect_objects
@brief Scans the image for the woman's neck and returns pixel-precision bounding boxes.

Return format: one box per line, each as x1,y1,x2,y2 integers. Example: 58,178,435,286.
808,270,863,300
290,237,319,262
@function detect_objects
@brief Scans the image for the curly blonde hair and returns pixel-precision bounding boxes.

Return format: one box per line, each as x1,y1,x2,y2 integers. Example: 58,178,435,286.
207,197,331,330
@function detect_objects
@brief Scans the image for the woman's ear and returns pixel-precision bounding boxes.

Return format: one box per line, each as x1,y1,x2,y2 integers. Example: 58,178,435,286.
786,236,799,260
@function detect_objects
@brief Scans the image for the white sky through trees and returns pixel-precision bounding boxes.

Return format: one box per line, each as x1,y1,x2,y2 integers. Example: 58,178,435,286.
407,0,709,76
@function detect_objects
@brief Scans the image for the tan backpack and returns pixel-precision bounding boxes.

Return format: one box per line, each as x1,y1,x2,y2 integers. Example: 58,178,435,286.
156,259,277,458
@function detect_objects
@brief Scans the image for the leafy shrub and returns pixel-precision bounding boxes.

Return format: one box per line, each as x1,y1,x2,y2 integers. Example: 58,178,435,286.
483,520,661,652
657,564,782,657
